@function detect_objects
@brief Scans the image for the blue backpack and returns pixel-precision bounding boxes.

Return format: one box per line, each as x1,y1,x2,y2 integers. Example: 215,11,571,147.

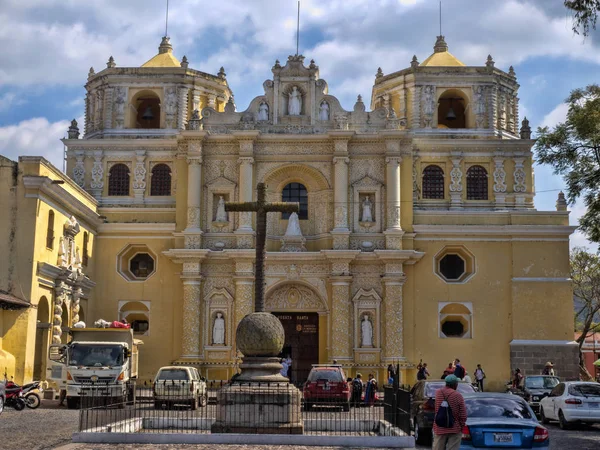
434,392,455,428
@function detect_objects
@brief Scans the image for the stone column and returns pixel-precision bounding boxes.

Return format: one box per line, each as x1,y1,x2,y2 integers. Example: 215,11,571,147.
493,153,507,210
330,276,353,362
90,150,104,199
192,90,201,114
332,142,350,249
385,156,402,230
73,151,85,188
513,155,527,209
52,283,68,344
181,279,202,358
382,277,405,361
449,152,463,210
237,157,254,231
177,86,190,130
132,150,147,204
207,94,217,110
71,286,83,326
103,87,114,129
185,139,204,249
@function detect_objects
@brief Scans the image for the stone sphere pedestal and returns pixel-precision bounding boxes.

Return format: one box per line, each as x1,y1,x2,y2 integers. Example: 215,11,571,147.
211,312,303,434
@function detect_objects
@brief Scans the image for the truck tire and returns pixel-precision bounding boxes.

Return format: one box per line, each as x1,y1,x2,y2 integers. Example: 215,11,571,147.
67,397,79,409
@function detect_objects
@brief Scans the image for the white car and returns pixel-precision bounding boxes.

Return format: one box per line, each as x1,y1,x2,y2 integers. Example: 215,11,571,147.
539,381,600,429
153,366,207,410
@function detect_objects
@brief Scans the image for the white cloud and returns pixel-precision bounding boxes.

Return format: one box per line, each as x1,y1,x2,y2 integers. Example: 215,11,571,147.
0,92,25,112
0,117,74,169
541,103,568,129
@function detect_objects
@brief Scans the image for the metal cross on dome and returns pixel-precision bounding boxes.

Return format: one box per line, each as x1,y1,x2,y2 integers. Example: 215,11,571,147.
225,183,298,313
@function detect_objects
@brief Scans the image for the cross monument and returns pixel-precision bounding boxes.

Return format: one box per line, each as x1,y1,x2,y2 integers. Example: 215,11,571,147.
225,182,299,312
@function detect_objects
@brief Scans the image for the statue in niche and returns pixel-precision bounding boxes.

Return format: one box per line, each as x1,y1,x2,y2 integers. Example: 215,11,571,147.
288,86,302,116
258,102,269,121
474,86,486,116
319,101,330,121
361,196,373,222
284,212,303,236
213,312,225,345
361,314,373,347
423,86,435,116
215,196,228,222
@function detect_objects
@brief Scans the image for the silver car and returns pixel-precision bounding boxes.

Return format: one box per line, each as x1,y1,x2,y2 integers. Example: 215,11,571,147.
0,381,5,415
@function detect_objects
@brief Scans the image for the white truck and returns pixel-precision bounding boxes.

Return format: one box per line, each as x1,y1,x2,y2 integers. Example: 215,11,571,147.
48,328,142,409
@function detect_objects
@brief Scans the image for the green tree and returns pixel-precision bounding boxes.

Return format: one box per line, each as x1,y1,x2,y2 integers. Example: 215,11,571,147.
566,0,600,36
535,84,600,243
571,248,600,379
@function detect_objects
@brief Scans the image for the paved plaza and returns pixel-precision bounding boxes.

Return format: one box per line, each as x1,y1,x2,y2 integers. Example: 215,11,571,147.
0,400,599,450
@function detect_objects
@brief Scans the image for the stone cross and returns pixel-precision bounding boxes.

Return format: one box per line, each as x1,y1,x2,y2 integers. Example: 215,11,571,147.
225,183,298,312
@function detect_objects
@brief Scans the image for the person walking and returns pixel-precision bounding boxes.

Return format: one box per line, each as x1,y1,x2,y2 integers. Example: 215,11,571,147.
364,373,378,407
433,375,467,450
417,362,430,381
474,364,486,392
352,373,364,406
512,368,524,389
453,359,465,380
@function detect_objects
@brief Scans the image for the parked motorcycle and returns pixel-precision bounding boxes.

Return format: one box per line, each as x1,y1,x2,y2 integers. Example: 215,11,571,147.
4,381,26,411
21,381,42,409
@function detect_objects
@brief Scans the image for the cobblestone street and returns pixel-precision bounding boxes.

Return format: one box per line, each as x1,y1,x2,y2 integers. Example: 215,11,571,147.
2,400,600,449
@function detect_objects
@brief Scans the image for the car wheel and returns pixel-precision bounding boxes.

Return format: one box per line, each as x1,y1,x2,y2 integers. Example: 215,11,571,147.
199,392,208,407
559,410,571,430
14,398,26,411
66,397,79,410
540,406,550,424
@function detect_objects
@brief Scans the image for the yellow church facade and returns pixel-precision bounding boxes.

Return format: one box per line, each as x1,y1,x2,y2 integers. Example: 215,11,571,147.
0,36,577,390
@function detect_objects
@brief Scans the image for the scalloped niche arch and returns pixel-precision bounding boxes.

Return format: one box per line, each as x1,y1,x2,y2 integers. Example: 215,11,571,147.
265,282,328,313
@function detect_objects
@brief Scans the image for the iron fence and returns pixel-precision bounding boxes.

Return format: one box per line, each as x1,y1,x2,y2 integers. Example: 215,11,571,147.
77,380,407,437
383,384,412,435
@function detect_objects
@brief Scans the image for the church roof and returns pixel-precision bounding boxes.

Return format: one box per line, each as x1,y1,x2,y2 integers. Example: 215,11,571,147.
141,37,181,68
420,36,465,67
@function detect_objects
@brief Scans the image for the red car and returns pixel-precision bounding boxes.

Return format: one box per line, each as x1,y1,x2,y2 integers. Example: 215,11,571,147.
302,365,351,411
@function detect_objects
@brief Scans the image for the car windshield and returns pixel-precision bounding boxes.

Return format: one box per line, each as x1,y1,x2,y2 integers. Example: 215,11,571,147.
68,344,123,367
466,397,533,419
308,369,343,382
425,383,475,397
569,384,600,397
157,369,189,381
525,376,560,389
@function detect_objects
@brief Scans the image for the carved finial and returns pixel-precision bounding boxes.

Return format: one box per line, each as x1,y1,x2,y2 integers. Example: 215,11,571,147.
67,119,80,139
224,96,236,113
411,55,419,69
158,36,173,54
556,191,568,211
434,35,448,53
309,59,317,69
218,66,226,79
376,67,384,78
106,56,116,68
520,117,531,139
191,109,200,120
181,55,189,69
509,65,516,78
186,109,201,130
486,54,495,68
274,59,282,69
354,95,366,113
88,67,95,78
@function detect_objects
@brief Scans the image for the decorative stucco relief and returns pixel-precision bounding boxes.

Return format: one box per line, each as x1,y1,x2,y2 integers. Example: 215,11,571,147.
266,284,327,312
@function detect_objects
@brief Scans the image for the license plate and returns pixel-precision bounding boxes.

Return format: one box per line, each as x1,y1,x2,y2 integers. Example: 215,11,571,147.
493,433,513,443
589,402,599,408
320,386,330,391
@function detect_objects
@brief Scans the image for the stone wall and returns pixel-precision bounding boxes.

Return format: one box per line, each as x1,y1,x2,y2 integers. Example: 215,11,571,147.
510,342,579,381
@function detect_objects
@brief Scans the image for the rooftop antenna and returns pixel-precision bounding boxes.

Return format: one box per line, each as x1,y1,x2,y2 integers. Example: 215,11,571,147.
296,1,300,56
165,0,170,37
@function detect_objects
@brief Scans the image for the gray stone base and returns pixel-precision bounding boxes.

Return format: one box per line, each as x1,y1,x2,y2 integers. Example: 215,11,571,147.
510,340,579,380
211,382,303,434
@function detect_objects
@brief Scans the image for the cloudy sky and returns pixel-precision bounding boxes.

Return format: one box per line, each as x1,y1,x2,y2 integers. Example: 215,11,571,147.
0,0,597,251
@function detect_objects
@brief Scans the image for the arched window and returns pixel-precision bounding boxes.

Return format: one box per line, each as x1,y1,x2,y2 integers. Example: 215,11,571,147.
108,164,130,196
133,94,161,129
437,89,468,129
150,164,171,196
46,210,55,249
422,165,445,199
282,183,308,220
82,232,89,266
466,165,488,200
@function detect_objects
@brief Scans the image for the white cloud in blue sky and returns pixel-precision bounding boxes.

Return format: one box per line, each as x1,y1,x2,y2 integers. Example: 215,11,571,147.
0,0,597,251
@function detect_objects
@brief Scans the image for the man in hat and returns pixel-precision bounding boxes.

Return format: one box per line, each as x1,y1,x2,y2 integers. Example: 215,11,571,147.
433,375,467,450
542,362,555,376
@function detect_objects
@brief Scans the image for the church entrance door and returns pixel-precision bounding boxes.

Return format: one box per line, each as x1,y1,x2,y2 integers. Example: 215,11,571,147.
272,312,319,385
